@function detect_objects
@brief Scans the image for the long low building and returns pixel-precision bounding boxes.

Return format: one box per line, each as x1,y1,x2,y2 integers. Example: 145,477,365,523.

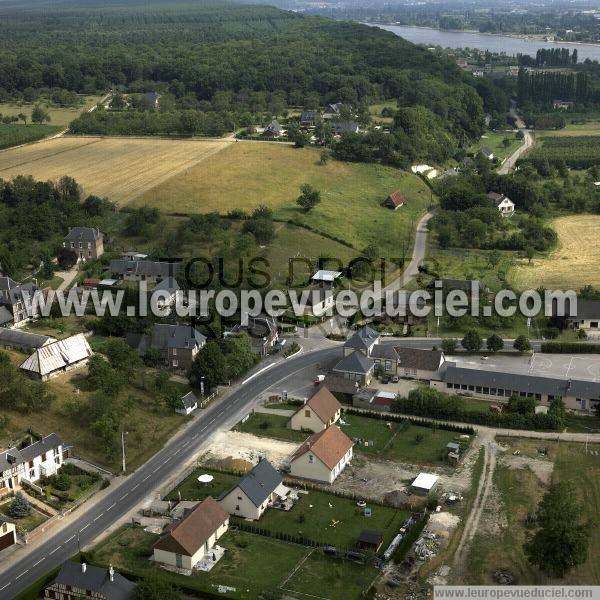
432,365,600,414
0,328,56,352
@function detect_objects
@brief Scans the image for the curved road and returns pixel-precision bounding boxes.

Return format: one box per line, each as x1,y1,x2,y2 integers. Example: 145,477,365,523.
498,106,533,175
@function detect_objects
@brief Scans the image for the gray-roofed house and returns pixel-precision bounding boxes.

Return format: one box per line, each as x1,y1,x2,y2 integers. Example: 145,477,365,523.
0,329,55,353
226,313,279,356
323,103,348,119
562,299,600,336
44,561,136,600
63,227,104,261
328,350,375,393
263,119,284,137
480,146,494,160
394,347,446,380
218,459,285,520
1,433,65,498
432,365,600,414
300,111,320,127
126,323,206,371
109,259,181,287
0,277,41,327
176,391,198,416
331,121,359,135
343,326,380,357
487,192,515,217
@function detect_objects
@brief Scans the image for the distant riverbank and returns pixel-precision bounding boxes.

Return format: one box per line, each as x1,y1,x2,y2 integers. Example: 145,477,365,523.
370,24,600,61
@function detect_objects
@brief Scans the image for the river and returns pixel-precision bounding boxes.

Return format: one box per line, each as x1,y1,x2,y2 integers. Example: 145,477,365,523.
375,24,600,62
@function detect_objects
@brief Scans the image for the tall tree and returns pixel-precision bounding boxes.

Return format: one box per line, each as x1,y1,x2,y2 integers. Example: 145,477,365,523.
524,482,590,577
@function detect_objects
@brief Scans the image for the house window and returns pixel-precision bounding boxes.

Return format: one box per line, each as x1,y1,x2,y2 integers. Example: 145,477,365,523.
235,505,240,511
42,453,46,462
29,468,35,479
304,410,310,418
308,454,314,463
592,322,599,328
172,360,178,367
70,242,74,249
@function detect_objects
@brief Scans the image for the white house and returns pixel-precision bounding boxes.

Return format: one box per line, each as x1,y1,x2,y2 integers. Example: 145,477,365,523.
301,288,335,317
289,386,342,433
487,192,515,217
289,426,354,484
19,333,93,381
0,433,65,497
218,459,284,520
343,325,380,357
176,391,198,416
153,496,229,570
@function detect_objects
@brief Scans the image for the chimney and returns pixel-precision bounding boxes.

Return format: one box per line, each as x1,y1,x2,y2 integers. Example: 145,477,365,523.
109,565,114,582
81,563,87,574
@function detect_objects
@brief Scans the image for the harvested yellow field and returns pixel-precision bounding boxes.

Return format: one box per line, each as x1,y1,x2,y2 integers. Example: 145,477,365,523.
509,215,600,290
0,136,230,203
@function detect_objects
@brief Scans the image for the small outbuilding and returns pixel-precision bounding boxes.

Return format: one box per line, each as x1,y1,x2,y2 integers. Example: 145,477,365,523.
385,191,406,210
411,472,439,496
0,517,16,551
176,391,198,415
356,529,384,552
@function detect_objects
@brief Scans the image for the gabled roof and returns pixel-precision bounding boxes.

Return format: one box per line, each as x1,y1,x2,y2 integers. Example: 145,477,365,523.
344,326,380,351
20,334,92,376
294,386,341,425
153,323,206,351
264,119,283,133
312,270,342,283
63,227,103,242
332,121,358,133
109,259,180,279
49,561,135,600
0,328,55,349
0,276,19,292
565,299,600,321
0,433,64,473
386,191,406,208
0,307,14,325
487,191,513,207
394,347,444,372
480,146,494,157
153,496,228,557
143,91,161,102
180,391,198,409
151,277,180,295
221,459,282,507
333,350,374,375
291,426,353,470
370,344,399,360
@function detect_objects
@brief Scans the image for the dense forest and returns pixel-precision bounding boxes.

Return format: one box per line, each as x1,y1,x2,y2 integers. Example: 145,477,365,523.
0,0,486,161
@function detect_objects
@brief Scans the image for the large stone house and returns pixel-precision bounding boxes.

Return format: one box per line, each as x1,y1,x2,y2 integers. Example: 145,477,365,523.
0,433,65,498
562,299,600,336
126,324,206,371
289,386,342,433
289,426,354,484
109,258,181,287
372,346,446,381
63,227,104,261
153,496,229,570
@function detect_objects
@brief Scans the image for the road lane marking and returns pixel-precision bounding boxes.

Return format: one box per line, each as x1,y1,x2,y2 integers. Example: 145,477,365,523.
107,503,116,510
15,570,29,579
0,583,10,591
49,547,59,555
81,523,90,531
32,558,45,567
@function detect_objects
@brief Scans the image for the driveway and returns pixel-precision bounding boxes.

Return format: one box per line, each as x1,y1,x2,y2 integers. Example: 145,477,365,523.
498,106,533,175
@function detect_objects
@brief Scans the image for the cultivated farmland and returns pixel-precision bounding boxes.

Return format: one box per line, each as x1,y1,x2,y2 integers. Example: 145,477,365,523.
522,134,600,168
0,136,230,203
509,215,600,290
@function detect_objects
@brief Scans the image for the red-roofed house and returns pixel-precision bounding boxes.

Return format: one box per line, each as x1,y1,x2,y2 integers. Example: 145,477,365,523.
385,191,406,210
288,387,342,432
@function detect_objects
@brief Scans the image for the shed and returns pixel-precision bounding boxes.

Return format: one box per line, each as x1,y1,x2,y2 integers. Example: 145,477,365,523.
411,472,439,496
357,529,384,552
446,442,460,453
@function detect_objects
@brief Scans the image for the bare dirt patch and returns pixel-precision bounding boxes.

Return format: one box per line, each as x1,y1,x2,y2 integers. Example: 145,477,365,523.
200,430,298,469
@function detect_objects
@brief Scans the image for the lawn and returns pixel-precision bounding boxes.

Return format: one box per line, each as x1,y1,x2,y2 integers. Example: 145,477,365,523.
282,550,379,599
256,487,408,550
165,468,240,502
133,142,432,260
509,214,600,290
0,95,103,127
234,413,307,443
0,500,49,533
0,368,187,473
369,101,396,125
88,525,375,599
470,130,522,161
340,413,467,466
462,439,600,585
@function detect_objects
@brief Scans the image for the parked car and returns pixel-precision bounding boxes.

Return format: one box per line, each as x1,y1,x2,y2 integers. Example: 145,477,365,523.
391,375,399,383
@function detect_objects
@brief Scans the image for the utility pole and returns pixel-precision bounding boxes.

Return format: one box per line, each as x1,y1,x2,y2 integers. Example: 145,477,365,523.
121,430,128,473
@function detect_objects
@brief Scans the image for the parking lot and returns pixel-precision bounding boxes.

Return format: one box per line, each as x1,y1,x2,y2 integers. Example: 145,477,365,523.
452,352,600,382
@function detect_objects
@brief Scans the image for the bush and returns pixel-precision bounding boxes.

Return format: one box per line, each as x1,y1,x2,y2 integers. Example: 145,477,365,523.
9,492,32,518
541,342,600,354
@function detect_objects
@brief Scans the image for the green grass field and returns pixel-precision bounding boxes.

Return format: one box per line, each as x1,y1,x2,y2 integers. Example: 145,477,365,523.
470,130,522,161
134,142,432,260
256,487,408,549
0,95,102,127
463,439,600,585
165,468,240,501
0,124,62,150
0,501,48,533
88,526,377,599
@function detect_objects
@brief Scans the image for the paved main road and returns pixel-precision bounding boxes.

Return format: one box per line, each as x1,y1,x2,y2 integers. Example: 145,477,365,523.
0,346,338,599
